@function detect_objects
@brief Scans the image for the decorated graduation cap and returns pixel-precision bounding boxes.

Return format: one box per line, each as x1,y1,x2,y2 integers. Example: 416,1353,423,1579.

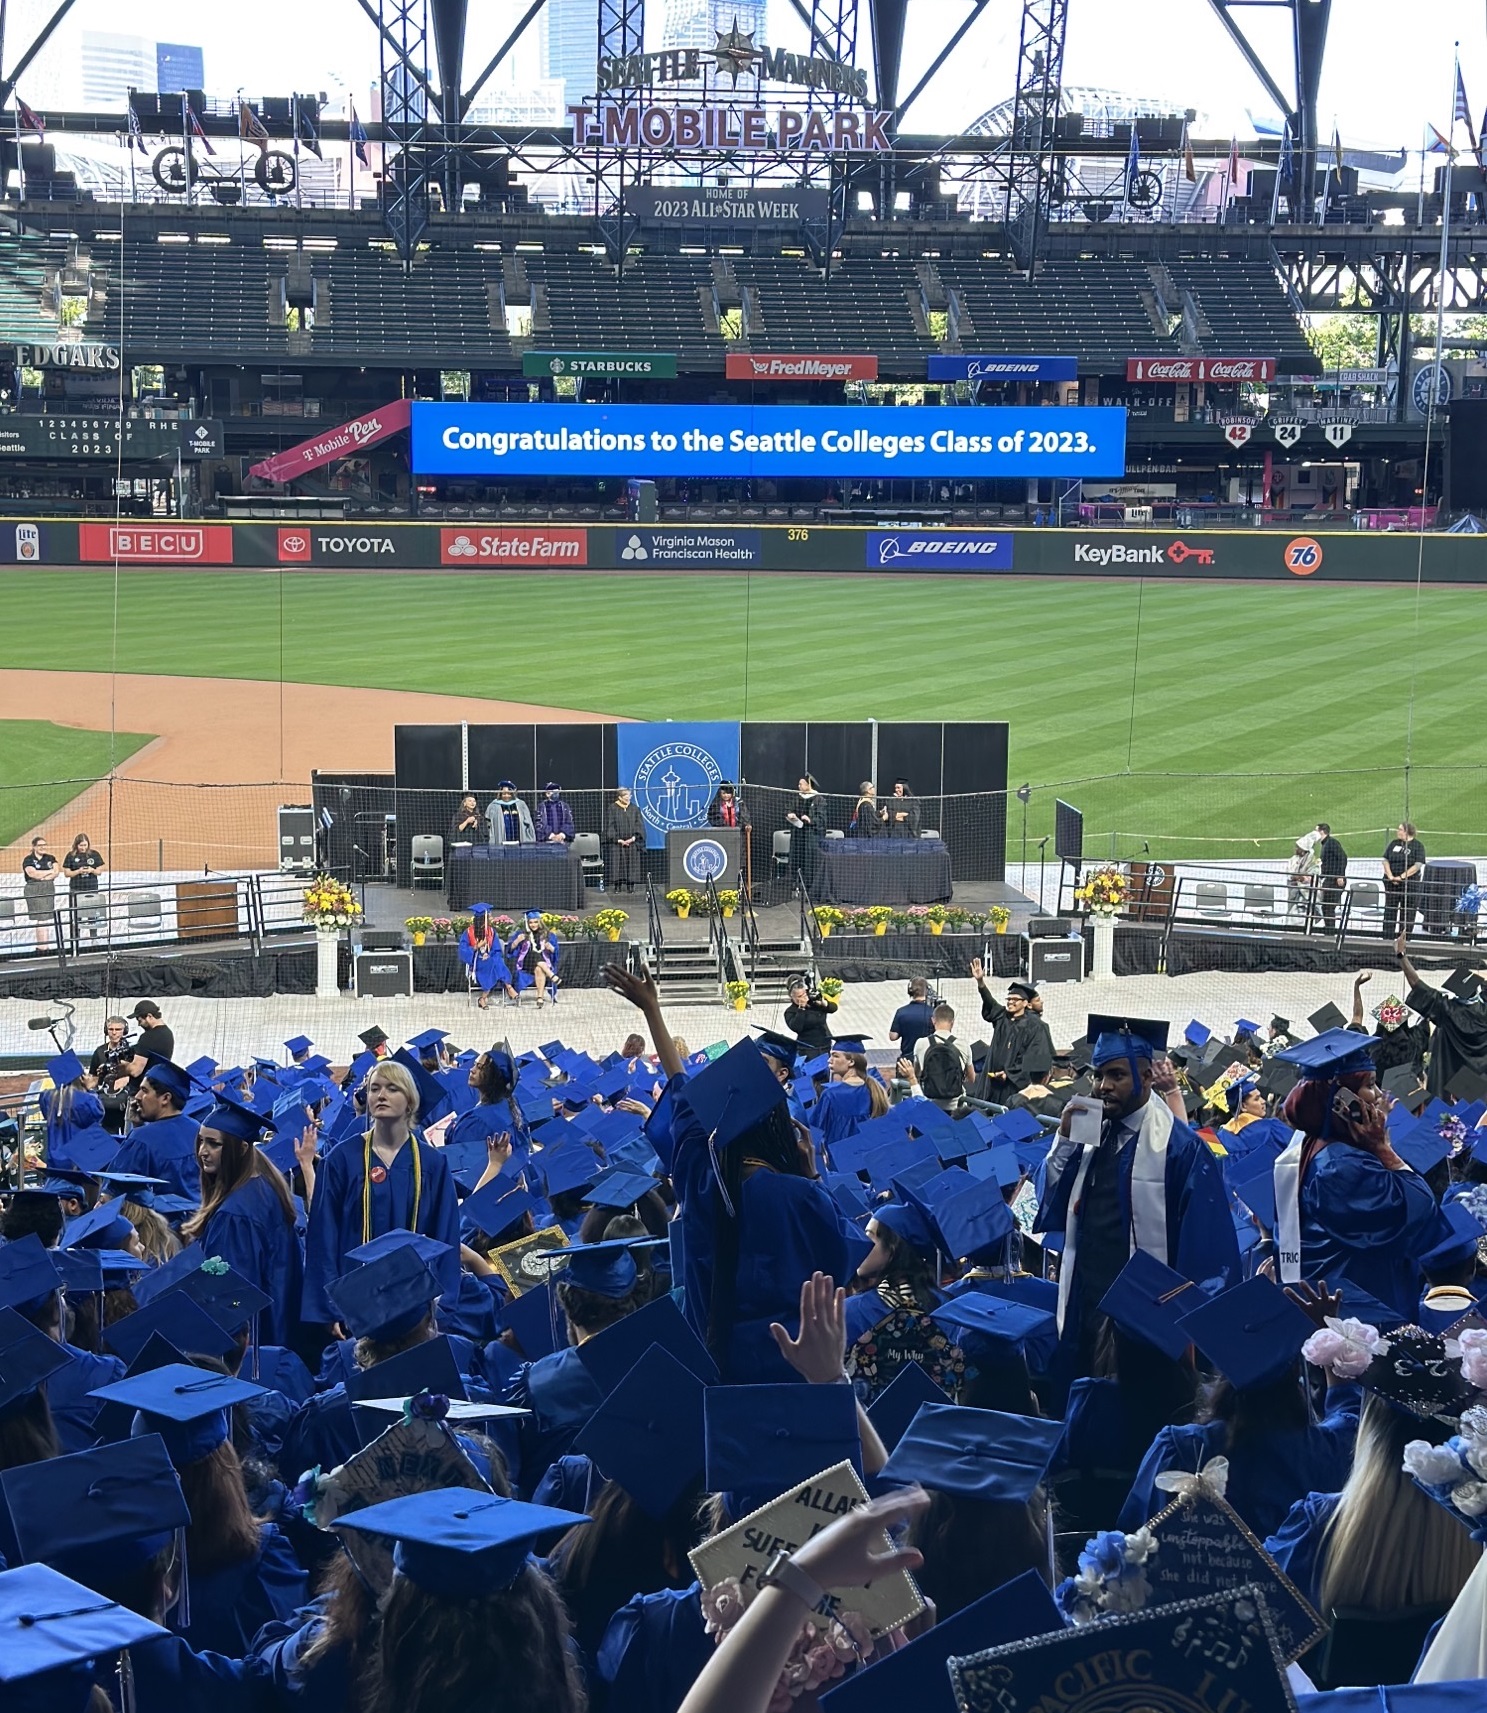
180,1260,274,1336
1097,1250,1202,1363
1277,1027,1378,1080
87,1361,265,1468
866,1361,952,1456
46,1049,87,1088
0,1235,60,1315
880,1404,1062,1502
0,1561,170,1695
537,1235,665,1300
703,1381,861,1509
2,1433,190,1578
1175,1276,1314,1391
1086,1014,1169,1081
0,1306,71,1411
575,1345,708,1517
329,1244,442,1342
333,1488,590,1598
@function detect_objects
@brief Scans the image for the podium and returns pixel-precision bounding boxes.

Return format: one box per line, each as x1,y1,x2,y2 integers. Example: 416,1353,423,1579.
667,827,743,891
1128,859,1175,924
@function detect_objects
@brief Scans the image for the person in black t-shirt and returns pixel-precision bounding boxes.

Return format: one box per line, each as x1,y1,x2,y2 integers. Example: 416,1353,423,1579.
1382,821,1426,940
119,998,174,1091
1313,822,1348,934
784,977,837,1055
63,832,106,947
21,835,58,950
88,1014,134,1133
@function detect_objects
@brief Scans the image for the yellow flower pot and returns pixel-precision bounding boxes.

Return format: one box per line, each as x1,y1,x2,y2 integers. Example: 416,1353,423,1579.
722,907,735,918
819,922,832,938
929,920,944,935
995,920,1008,935
676,905,690,919
874,921,887,936
606,928,620,941
732,997,748,1012
412,931,426,947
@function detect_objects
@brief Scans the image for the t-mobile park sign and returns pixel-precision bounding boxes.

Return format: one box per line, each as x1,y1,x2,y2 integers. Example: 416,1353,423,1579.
1126,357,1276,382
569,103,891,151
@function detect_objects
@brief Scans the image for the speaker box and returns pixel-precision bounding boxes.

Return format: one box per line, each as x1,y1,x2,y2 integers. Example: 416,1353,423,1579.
1446,401,1487,510
355,951,412,997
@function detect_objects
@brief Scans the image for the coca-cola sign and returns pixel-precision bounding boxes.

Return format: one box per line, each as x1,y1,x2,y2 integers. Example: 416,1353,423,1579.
1126,358,1276,383
249,398,412,484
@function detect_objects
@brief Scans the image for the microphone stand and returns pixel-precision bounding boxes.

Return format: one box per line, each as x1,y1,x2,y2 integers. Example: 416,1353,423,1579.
1036,836,1050,912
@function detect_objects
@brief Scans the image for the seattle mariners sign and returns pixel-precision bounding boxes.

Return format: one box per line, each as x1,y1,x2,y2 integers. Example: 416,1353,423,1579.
615,722,742,849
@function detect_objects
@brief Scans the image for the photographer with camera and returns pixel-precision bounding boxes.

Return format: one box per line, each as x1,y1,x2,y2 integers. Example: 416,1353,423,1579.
86,1014,134,1134
783,975,838,1056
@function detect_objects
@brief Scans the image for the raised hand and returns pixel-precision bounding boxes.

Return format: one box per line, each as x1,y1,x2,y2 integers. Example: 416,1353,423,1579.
1283,1276,1342,1329
792,1487,929,1591
769,1271,848,1384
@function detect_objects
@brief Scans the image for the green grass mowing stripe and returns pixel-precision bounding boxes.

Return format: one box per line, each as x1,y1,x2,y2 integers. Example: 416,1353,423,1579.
1,572,1482,854
0,719,154,844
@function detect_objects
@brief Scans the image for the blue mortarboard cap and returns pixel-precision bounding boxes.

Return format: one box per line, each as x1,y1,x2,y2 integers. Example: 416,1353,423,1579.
576,1291,720,1395
1098,1250,1202,1362
575,1345,708,1517
50,1248,102,1297
407,1028,449,1052
818,1570,1063,1713
0,1306,71,1410
1235,1019,1262,1038
802,1053,831,1081
1395,1116,1453,1177
539,1144,602,1198
345,1334,467,1409
968,1145,1023,1190
103,1291,238,1367
502,1282,559,1360
46,1049,86,1086
0,1235,60,1313
539,1235,665,1300
920,1168,1015,1263
346,1228,453,1269
866,1361,952,1455
2,1433,189,1573
824,1172,873,1220
1419,1200,1487,1274
92,1170,168,1197
87,1362,265,1466
1277,1028,1378,1078
0,1562,169,1686
584,1166,661,1210
178,1262,273,1334
329,1245,441,1341
1087,1015,1169,1068
349,1050,378,1085
674,1039,789,1153
140,1059,192,1104
461,1180,534,1240
301,1053,332,1075
991,1106,1045,1145
185,1055,218,1080
129,1245,204,1308
97,1250,149,1284
1183,1022,1211,1049
930,1293,1055,1357
333,1489,590,1598
862,1133,938,1193
62,1202,133,1250
1175,1276,1314,1391
753,1028,802,1069
1230,1153,1278,1229
200,1088,277,1143
284,1035,313,1056
830,1035,871,1054
703,1382,861,1505
874,1199,939,1254
880,1404,1063,1501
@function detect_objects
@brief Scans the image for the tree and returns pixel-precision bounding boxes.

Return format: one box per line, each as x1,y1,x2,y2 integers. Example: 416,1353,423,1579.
1305,311,1378,370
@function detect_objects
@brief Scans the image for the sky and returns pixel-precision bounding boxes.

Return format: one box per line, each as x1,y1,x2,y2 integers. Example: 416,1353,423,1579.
3,0,1483,151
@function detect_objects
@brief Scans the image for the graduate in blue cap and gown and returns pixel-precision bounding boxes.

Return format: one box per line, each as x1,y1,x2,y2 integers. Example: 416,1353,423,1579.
509,908,560,1003
1035,1014,1240,1396
178,1090,305,1349
108,1059,201,1199
301,1057,460,1328
39,1049,107,1163
460,905,516,1009
812,1036,888,1147
4,1239,128,1453
1270,1028,1448,1321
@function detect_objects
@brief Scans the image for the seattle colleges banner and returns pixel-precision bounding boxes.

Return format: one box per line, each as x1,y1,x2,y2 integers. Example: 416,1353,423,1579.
615,721,742,849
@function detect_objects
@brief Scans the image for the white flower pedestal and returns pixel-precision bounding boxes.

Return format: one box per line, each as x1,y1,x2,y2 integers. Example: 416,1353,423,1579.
315,926,341,999
1090,912,1118,979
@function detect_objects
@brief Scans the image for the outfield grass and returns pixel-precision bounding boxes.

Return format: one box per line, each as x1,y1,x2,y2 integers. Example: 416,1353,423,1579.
2,572,1483,856
0,718,154,844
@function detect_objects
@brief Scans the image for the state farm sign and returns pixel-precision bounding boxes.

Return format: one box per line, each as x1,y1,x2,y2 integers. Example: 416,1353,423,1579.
440,527,588,565
725,353,878,382
1126,358,1276,383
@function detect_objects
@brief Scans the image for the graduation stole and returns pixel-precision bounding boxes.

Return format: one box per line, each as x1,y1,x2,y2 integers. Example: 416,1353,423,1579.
362,1131,423,1244
1056,1096,1173,1335
1272,1129,1308,1283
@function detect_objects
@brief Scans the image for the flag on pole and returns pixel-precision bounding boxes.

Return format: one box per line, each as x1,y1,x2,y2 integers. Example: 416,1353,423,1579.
184,95,215,155
349,102,369,167
1228,135,1241,188
1279,122,1294,186
127,102,145,151
1182,122,1195,182
295,100,322,159
1427,122,1455,156
239,101,270,152
1127,123,1140,188
16,99,44,139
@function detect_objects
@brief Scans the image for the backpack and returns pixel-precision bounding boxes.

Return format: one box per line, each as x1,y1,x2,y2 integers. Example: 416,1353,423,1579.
919,1034,965,1103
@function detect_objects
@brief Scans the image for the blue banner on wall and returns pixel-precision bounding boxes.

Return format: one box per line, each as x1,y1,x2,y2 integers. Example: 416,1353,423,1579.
615,721,742,849
866,530,1014,569
927,355,1078,383
411,402,1125,479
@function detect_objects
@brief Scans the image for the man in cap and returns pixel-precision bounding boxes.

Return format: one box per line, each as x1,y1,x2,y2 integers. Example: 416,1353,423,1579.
536,782,575,844
486,781,535,846
971,960,1053,1098
118,999,173,1089
1036,1014,1240,1388
108,1060,199,1199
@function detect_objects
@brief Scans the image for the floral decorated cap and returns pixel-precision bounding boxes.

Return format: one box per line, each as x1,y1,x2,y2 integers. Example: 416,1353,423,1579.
1372,995,1411,1031
1305,1319,1480,1423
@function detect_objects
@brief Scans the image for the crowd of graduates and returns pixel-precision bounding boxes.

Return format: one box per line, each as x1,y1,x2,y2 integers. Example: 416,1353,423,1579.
3,932,1487,1712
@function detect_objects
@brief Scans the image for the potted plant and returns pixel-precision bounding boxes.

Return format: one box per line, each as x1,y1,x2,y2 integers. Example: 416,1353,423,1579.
944,905,973,930
989,905,1011,935
303,875,362,930
666,888,694,919
725,979,750,1012
492,914,516,938
864,905,893,937
593,907,629,941
1074,865,1128,919
924,903,949,934
450,916,472,941
812,904,845,938
887,907,914,932
404,915,434,947
431,916,454,942
819,977,844,1000
551,915,581,940
717,889,739,919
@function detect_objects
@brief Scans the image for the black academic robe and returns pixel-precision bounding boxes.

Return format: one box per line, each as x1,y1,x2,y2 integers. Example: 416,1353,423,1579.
978,990,1054,1090
605,801,645,886
1409,980,1487,1096
787,792,823,889
884,795,921,837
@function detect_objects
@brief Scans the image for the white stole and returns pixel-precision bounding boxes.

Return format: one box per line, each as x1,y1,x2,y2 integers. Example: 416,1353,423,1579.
1056,1097,1174,1335
1416,1549,1487,1682
1273,1130,1307,1284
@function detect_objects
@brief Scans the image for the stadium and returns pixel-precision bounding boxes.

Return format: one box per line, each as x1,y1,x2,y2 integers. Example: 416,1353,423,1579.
1,2,1487,1703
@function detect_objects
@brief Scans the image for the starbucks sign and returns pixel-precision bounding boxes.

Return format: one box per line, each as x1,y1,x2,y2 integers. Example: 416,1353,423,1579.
522,352,678,379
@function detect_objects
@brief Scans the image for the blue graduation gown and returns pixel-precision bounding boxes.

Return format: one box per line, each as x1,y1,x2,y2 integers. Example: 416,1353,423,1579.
128,1634,260,1713
459,930,512,994
110,1112,203,1199
596,1583,711,1713
502,1347,604,1498
1263,1489,1341,1612
1297,1145,1448,1321
236,1596,355,1711
279,1385,360,1481
47,1341,124,1451
41,1086,106,1158
1117,1383,1361,1542
300,1134,460,1324
532,1452,601,1513
814,1080,873,1147
178,1522,308,1656
198,1174,305,1347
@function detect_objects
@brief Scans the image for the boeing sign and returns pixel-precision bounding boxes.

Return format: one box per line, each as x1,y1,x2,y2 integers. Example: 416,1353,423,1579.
866,532,1014,571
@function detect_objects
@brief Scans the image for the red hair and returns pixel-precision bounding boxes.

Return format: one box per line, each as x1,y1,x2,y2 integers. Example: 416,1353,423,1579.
1281,1069,1376,1177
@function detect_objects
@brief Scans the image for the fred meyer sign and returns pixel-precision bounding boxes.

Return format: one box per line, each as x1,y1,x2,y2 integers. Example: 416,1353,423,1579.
523,352,678,379
726,353,878,382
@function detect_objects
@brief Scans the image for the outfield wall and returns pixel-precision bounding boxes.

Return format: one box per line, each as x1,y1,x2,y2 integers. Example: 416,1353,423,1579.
2,518,1484,582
